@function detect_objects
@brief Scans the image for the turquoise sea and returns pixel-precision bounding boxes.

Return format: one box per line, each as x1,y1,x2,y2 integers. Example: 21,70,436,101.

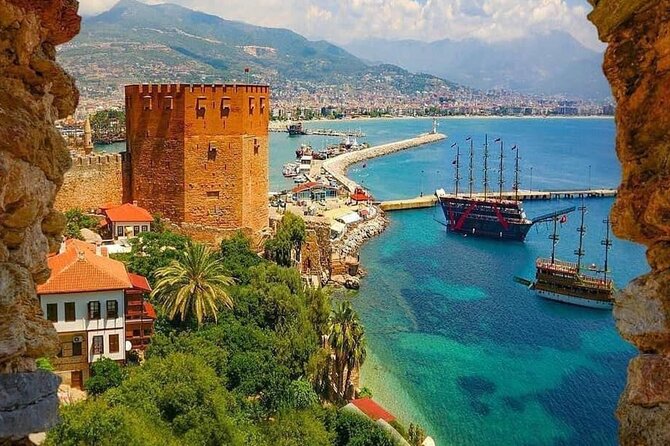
101,117,647,445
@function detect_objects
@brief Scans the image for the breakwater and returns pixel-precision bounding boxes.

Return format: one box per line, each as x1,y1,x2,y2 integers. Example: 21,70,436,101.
323,132,447,192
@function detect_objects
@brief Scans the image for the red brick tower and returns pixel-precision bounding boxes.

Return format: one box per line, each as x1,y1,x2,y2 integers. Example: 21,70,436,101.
123,84,269,234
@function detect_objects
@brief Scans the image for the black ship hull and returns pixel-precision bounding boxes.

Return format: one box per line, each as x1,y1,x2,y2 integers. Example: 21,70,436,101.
438,196,533,241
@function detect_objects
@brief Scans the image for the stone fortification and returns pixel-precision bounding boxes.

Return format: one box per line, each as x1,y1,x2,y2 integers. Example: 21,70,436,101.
0,0,81,440
589,0,670,444
322,133,446,192
124,83,270,235
55,153,123,211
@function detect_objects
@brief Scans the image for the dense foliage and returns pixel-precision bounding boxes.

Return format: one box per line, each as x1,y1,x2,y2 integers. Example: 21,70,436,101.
85,357,125,396
265,212,306,267
64,208,100,240
46,231,398,446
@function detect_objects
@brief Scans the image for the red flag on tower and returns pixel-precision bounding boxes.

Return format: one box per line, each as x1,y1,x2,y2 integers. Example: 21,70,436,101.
244,67,250,73
560,215,568,224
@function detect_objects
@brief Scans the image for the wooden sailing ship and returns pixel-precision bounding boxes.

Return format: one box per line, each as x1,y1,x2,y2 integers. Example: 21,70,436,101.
516,206,615,309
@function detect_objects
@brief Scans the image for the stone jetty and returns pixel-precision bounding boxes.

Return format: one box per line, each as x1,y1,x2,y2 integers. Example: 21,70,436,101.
323,132,447,192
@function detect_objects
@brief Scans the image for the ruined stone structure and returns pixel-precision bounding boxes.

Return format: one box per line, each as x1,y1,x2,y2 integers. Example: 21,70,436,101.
123,84,270,235
0,0,80,440
54,154,123,212
589,1,670,444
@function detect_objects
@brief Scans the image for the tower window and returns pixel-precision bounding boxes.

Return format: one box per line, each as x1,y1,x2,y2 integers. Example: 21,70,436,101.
248,97,255,114
221,97,231,118
164,96,174,110
207,191,220,199
208,143,218,161
260,97,266,113
142,96,152,111
196,97,207,118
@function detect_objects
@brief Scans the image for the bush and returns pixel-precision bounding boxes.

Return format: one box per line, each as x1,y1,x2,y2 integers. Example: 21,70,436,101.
85,357,124,396
332,410,397,446
36,357,54,372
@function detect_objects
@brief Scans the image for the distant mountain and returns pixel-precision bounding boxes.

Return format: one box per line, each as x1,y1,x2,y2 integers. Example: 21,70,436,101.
344,32,610,100
58,0,460,100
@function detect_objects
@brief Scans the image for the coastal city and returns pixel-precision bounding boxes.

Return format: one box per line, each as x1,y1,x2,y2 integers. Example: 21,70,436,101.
0,1,667,446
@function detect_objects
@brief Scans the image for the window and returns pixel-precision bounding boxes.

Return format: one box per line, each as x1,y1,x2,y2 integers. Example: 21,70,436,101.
117,225,124,237
92,335,104,355
109,334,119,353
141,225,149,232
133,226,140,235
260,97,266,113
221,97,231,117
133,329,141,337
196,97,207,117
142,95,152,111
72,339,82,356
206,191,220,199
64,302,75,321
208,143,218,161
248,97,255,114
164,95,174,110
46,303,58,322
88,301,101,320
106,300,118,319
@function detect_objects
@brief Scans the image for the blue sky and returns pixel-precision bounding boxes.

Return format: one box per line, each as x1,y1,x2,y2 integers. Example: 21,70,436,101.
80,0,602,50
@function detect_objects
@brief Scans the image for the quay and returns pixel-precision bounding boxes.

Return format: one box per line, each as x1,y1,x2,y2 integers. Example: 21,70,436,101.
379,188,618,211
270,127,365,137
323,132,447,192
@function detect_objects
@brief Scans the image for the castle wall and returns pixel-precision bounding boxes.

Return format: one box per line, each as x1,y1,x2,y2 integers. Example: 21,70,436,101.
124,84,269,234
55,154,123,212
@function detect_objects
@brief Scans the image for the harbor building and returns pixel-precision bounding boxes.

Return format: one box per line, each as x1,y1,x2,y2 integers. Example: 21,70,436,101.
37,240,155,388
123,84,270,235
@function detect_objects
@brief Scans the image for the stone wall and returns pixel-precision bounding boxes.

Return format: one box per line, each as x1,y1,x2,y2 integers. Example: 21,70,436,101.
588,1,670,444
0,0,81,440
54,153,123,211
124,84,270,234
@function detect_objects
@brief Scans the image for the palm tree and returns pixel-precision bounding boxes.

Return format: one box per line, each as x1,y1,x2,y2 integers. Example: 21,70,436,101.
151,242,234,325
328,301,367,399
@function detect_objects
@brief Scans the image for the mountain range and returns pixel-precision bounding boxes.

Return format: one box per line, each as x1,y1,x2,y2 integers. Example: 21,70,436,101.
58,0,459,100
344,32,610,100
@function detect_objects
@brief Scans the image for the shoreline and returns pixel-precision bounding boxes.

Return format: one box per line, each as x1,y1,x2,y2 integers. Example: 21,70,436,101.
270,115,614,127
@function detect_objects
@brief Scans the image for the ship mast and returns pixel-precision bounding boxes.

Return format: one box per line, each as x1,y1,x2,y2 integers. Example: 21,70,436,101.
451,143,460,197
495,138,504,200
483,134,489,200
601,217,613,283
466,137,474,198
512,145,520,201
550,215,559,265
574,205,587,273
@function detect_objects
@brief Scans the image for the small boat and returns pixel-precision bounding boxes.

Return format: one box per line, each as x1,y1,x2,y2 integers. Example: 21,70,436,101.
296,144,313,158
515,206,615,309
282,162,299,178
293,174,308,184
287,122,306,136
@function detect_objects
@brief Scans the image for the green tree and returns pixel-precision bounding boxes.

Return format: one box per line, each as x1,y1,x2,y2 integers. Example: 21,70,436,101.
328,301,367,400
85,357,124,396
36,357,54,372
332,410,396,446
220,231,263,283
64,208,100,240
151,242,234,325
265,212,306,267
113,231,189,283
408,423,427,446
264,410,331,446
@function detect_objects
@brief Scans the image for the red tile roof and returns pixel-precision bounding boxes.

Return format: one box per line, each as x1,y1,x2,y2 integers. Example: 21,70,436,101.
37,240,148,295
129,273,152,292
144,301,157,319
292,181,320,193
103,203,153,223
350,398,396,422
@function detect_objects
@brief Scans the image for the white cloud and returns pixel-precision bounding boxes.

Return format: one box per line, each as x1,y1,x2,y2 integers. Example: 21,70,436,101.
78,0,602,50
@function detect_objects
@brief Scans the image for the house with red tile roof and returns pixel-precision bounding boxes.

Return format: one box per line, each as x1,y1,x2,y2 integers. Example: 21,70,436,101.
101,202,153,239
291,181,338,202
37,239,155,389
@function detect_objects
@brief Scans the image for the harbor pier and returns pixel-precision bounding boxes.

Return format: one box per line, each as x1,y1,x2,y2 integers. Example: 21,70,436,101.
379,188,618,211
323,132,447,192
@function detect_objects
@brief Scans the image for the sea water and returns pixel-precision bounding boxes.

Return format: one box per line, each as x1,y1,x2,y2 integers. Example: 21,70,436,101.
272,117,647,446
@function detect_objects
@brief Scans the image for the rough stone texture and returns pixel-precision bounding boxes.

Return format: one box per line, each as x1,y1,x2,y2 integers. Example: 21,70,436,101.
124,84,269,235
589,1,670,443
0,371,60,439
54,153,123,211
0,0,80,439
